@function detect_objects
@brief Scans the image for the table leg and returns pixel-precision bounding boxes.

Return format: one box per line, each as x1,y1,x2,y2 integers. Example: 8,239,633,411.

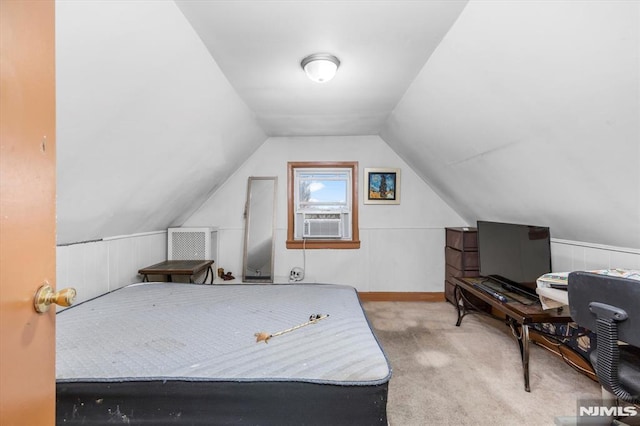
454,285,466,326
509,319,531,392
200,266,211,284
454,285,488,326
522,325,530,392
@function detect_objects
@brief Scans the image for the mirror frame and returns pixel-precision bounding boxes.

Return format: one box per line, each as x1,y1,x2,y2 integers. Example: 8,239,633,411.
242,176,277,283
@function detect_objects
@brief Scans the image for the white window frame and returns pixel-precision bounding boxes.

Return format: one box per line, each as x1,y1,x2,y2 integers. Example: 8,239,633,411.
294,168,352,240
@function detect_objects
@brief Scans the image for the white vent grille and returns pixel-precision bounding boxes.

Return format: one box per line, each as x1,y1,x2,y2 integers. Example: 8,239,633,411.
168,228,216,260
303,219,342,238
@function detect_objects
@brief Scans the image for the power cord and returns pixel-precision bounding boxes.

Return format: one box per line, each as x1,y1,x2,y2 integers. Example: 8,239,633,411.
289,238,306,282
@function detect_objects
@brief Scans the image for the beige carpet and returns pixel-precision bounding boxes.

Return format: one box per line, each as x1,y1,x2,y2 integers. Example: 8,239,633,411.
361,301,602,426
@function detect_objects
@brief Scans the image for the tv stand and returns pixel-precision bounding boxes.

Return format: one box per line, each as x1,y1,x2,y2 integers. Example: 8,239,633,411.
453,276,575,392
486,275,539,299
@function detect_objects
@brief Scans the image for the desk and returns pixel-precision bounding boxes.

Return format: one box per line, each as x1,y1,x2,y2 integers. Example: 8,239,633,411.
453,276,573,392
139,260,214,284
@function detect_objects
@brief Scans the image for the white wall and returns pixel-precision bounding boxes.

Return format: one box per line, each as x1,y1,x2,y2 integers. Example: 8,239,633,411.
181,130,640,292
184,135,467,292
56,232,166,305
551,240,640,273
55,229,640,304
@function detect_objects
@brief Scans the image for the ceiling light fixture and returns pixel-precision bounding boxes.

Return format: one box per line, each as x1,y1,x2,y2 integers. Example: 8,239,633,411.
301,53,340,83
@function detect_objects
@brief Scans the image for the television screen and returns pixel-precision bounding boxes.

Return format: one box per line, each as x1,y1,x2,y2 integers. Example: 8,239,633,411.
477,221,552,292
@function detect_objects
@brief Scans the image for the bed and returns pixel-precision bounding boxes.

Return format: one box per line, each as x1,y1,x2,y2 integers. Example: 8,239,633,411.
56,283,391,425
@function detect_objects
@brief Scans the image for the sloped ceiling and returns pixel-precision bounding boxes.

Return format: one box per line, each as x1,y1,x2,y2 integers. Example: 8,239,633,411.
381,0,639,249
56,1,267,244
56,0,639,250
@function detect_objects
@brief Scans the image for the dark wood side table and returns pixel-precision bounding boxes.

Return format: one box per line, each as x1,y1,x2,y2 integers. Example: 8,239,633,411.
453,276,573,392
138,260,214,284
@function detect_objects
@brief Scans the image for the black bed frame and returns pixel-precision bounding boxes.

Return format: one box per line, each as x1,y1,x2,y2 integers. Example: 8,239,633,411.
57,380,389,425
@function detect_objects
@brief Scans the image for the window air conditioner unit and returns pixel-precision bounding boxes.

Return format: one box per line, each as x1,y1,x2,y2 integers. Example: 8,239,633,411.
168,227,217,260
303,214,342,238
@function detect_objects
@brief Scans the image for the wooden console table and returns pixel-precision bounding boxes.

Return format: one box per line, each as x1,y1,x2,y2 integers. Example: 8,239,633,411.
453,276,573,392
138,260,214,284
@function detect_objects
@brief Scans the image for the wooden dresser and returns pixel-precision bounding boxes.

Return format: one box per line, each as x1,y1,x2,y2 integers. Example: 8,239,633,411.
444,227,479,304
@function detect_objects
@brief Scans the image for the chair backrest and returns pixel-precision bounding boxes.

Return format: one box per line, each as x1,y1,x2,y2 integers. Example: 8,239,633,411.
568,271,640,347
569,271,640,403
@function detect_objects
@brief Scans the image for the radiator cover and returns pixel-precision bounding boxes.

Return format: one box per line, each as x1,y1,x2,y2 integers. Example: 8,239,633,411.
167,227,216,261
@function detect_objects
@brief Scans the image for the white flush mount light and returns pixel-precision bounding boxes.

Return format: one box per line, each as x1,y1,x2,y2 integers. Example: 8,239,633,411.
301,53,340,83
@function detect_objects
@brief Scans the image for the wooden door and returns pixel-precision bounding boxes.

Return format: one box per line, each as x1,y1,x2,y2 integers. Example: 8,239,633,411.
0,0,57,424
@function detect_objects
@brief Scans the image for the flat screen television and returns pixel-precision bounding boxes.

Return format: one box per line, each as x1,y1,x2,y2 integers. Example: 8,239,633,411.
477,221,552,295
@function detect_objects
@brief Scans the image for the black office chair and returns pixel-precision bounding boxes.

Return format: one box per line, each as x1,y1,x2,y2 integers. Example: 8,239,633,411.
568,271,640,404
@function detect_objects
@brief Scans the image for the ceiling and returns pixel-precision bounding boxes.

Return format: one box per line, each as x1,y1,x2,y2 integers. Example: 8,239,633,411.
55,0,639,250
175,0,469,137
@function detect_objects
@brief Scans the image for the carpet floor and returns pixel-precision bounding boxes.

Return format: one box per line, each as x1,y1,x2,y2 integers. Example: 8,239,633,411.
361,301,603,426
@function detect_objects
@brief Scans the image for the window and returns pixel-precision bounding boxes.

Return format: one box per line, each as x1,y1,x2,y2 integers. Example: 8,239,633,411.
287,162,360,249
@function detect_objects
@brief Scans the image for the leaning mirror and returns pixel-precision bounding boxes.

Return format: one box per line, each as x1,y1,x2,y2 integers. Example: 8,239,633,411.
243,177,277,282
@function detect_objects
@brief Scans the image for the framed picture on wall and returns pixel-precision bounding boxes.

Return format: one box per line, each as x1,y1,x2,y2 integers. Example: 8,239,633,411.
364,168,400,205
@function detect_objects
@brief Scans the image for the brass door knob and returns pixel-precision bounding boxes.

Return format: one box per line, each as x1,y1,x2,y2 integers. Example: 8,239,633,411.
34,284,76,313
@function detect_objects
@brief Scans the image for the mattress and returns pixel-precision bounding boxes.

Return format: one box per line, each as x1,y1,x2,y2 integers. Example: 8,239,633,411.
56,283,391,425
